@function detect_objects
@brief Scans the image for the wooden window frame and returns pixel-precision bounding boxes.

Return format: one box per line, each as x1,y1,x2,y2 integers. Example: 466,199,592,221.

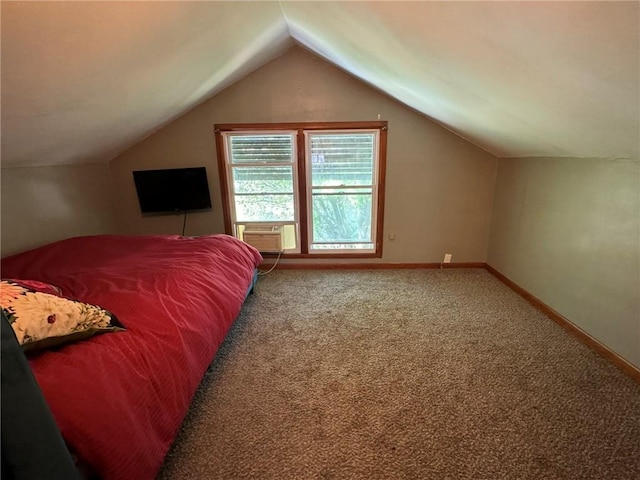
214,121,388,258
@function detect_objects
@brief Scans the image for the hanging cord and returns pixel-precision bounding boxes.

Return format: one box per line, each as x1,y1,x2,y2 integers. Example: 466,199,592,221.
182,210,187,236
258,251,282,276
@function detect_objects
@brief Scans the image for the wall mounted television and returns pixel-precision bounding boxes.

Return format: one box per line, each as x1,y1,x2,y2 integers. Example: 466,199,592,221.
133,167,212,214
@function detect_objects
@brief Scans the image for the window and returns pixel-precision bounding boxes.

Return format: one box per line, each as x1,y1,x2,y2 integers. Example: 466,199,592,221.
215,122,387,257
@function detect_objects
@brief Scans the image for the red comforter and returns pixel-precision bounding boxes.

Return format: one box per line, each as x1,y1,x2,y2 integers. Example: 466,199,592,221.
1,234,262,479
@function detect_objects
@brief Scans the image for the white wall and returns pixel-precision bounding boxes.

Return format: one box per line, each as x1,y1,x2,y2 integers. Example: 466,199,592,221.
1,164,117,257
488,156,640,368
111,46,497,263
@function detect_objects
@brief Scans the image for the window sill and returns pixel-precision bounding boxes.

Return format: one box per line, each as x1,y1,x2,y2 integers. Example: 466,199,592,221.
260,252,382,259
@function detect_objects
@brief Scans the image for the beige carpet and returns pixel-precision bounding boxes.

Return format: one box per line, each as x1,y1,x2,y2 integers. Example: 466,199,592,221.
158,269,640,480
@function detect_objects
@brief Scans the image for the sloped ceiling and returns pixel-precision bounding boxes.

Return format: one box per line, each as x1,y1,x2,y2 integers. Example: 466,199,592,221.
1,1,638,167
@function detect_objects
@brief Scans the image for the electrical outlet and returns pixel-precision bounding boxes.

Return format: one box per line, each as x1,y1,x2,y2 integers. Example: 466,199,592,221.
443,254,452,263
388,233,396,241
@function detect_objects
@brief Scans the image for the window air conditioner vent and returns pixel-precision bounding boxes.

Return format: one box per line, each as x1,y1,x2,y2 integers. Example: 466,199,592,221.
243,225,283,253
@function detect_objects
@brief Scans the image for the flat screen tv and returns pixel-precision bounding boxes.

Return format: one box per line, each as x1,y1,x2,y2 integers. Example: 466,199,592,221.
133,167,212,214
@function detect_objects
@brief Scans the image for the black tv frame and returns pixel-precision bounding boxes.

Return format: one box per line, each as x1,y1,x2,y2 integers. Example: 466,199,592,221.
132,167,212,214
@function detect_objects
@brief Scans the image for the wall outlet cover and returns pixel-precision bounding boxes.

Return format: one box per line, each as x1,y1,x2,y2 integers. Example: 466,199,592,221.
444,254,452,263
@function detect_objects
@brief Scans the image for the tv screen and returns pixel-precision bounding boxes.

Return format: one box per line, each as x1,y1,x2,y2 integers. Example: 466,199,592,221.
133,167,212,214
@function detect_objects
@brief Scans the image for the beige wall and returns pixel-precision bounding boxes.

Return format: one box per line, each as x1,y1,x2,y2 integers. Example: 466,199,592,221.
1,164,117,257
111,46,497,262
488,157,640,368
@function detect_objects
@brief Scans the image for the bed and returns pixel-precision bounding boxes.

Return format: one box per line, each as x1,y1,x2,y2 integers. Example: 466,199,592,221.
0,234,262,479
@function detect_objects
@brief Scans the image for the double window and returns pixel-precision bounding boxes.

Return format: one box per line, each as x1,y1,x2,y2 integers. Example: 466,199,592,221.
215,122,387,257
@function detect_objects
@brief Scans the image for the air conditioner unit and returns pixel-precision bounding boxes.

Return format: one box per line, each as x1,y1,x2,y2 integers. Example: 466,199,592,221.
242,225,283,253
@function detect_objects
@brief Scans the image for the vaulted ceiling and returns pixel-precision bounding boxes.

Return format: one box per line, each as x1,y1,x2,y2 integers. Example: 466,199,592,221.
2,1,638,167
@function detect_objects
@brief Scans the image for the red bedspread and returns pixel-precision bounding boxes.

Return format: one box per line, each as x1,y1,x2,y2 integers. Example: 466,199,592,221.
1,234,262,479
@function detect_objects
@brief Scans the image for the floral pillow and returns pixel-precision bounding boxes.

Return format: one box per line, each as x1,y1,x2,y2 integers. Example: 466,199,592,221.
0,280,125,353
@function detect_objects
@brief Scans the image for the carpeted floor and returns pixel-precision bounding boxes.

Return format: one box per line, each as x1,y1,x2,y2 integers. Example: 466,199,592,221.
158,269,640,480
